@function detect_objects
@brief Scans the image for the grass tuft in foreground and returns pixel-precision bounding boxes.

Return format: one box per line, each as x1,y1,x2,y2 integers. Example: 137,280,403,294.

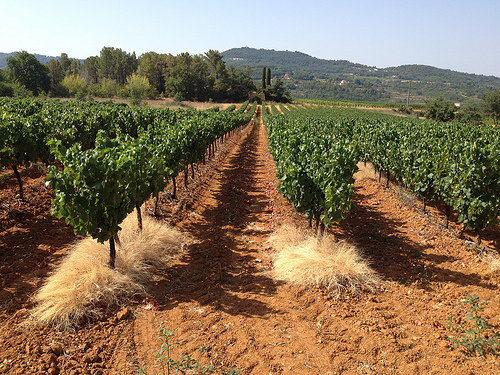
484,253,500,273
29,212,181,330
268,224,379,297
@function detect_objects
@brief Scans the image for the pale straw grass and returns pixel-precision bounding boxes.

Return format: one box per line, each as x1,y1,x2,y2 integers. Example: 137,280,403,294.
269,224,379,297
484,253,500,273
30,211,181,330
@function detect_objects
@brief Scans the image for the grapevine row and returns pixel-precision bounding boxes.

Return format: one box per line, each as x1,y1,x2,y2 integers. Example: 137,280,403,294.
264,103,359,232
265,103,500,239
354,110,500,234
1,98,256,266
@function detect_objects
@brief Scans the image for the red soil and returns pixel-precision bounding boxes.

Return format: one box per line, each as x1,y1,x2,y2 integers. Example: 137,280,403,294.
1,109,499,374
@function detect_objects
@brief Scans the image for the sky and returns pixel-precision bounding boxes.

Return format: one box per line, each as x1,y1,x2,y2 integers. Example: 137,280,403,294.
1,0,499,77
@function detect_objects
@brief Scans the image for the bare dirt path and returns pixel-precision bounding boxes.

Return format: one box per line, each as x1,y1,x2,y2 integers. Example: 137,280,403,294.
133,108,316,374
0,107,499,374
133,110,500,374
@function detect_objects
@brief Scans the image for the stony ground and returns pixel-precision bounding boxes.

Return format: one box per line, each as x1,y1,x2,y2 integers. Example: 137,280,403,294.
1,107,499,374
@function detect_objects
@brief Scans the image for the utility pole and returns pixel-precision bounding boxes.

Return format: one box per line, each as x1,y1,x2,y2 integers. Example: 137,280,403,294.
406,80,412,110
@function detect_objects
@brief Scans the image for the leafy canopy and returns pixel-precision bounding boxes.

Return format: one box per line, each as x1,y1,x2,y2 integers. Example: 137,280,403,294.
425,96,456,122
6,51,51,96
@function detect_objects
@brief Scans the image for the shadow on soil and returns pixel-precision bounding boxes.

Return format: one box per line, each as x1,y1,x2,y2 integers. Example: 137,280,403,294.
0,167,75,313
150,122,279,318
336,181,496,291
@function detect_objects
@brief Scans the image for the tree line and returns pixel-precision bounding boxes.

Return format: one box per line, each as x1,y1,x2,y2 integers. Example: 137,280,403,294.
424,92,500,125
0,48,257,103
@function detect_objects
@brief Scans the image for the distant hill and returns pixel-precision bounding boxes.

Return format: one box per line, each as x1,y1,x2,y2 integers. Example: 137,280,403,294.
0,52,60,69
223,47,374,76
2,48,499,103
222,47,500,103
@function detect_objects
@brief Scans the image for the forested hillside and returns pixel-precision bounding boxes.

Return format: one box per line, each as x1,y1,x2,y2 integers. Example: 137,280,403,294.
2,47,500,103
0,52,74,69
223,47,500,103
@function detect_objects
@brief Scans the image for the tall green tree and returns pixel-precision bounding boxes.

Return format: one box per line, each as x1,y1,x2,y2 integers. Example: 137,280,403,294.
425,96,456,122
165,53,212,101
267,67,271,87
138,51,167,95
204,49,226,80
226,66,257,101
47,53,80,96
98,47,115,82
47,59,64,84
59,53,71,74
66,59,81,77
47,58,70,97
262,66,266,89
191,54,210,101
6,51,50,96
98,47,137,85
482,90,500,124
204,49,228,100
266,78,292,103
82,56,100,84
456,99,482,123
162,50,256,101
166,64,195,101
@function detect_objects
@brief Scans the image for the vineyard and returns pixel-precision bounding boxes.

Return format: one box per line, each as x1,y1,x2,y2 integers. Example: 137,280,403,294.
265,103,500,240
0,99,500,374
1,98,256,267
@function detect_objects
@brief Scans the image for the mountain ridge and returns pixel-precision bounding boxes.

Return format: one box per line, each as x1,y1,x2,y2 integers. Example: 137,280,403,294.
0,52,61,69
222,47,500,102
2,48,499,103
222,47,500,80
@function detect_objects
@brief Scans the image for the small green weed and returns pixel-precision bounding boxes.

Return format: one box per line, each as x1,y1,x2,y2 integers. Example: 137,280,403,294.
138,328,202,375
157,329,200,374
138,328,240,374
447,293,500,356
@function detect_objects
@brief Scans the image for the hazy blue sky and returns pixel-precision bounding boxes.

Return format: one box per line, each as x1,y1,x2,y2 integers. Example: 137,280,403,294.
2,0,499,77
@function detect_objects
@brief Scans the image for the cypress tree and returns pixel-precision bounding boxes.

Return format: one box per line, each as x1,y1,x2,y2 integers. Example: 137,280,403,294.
262,66,266,89
267,67,271,87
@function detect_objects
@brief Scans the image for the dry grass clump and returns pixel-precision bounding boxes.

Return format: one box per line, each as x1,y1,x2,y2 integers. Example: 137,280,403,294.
484,253,500,273
269,225,379,297
395,188,418,208
30,212,181,330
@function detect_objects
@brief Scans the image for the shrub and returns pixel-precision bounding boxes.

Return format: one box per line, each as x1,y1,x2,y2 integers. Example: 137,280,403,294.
61,74,88,97
425,96,456,122
127,73,152,105
173,92,184,102
455,99,482,123
99,77,120,98
48,82,69,98
0,82,14,97
12,83,34,98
